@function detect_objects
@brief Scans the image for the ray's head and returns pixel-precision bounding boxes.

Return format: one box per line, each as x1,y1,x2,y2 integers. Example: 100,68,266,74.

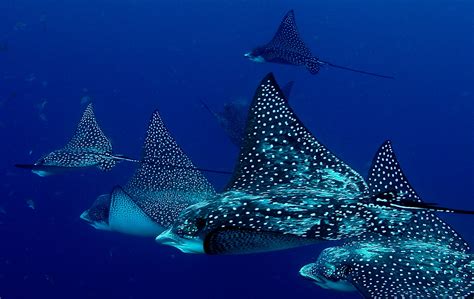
30,156,54,177
80,193,111,231
155,201,211,254
244,47,266,63
299,247,357,292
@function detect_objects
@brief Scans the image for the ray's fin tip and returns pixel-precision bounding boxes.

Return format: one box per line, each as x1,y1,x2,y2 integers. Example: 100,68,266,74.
150,109,161,120
371,140,474,215
259,73,283,91
84,102,94,112
263,72,276,81
381,139,393,148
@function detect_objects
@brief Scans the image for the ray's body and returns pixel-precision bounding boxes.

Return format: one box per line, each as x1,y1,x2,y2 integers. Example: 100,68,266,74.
202,81,294,147
81,111,215,237
245,10,394,79
156,74,471,255
16,103,136,176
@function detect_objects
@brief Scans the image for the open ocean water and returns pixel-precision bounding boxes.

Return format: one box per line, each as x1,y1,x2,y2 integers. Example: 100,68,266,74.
0,0,473,298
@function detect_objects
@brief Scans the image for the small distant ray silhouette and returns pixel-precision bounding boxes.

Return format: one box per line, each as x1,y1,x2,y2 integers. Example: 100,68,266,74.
81,110,216,237
16,103,137,176
245,10,394,79
201,81,294,147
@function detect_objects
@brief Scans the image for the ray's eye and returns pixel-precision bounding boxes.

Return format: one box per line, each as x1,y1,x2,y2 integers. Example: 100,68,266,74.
340,264,352,277
195,218,206,231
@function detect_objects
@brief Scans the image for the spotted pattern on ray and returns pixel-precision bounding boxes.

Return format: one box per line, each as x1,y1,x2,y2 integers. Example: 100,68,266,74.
365,140,470,252
157,75,435,255
63,103,112,154
124,110,216,227
267,10,312,58
160,138,471,255
211,81,295,148
302,232,474,298
225,73,367,197
367,140,420,201
163,182,418,254
39,151,115,170
247,10,320,74
35,103,117,171
300,141,473,298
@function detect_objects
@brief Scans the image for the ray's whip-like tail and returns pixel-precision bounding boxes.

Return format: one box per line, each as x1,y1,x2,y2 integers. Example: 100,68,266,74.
318,59,395,79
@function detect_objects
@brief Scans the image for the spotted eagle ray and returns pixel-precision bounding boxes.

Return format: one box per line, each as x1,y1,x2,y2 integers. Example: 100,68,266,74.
15,103,137,176
201,81,294,147
245,10,394,79
81,110,216,237
299,143,473,298
300,234,474,298
156,74,474,255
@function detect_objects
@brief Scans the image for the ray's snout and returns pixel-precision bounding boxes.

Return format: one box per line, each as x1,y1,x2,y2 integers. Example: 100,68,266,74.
155,229,175,244
156,229,204,254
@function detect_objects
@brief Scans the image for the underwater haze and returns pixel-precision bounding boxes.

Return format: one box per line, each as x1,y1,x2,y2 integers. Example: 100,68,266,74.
1,0,473,298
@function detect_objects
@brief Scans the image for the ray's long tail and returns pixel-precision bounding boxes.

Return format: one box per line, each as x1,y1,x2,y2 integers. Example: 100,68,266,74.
368,192,474,215
199,99,219,118
112,155,140,163
388,200,474,215
317,59,395,79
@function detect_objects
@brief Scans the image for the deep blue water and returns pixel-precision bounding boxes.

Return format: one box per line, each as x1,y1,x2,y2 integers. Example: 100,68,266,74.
1,0,473,298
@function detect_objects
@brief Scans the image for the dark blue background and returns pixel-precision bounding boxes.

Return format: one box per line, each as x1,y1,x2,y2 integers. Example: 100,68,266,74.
1,0,473,298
